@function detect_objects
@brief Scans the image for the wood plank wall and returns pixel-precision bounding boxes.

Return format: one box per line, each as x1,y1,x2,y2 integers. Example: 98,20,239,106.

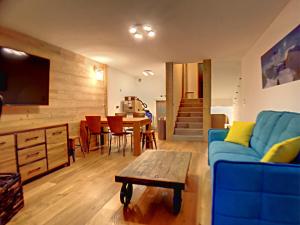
0,27,107,136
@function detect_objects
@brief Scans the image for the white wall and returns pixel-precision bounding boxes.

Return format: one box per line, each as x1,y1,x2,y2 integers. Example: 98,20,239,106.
133,74,166,121
238,0,300,121
107,67,136,115
211,60,241,106
107,67,166,123
211,60,241,123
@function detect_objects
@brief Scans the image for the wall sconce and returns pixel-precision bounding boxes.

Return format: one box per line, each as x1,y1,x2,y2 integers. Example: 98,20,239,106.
94,66,104,81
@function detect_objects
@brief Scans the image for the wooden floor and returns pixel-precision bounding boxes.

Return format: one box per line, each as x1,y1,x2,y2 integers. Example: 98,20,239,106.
9,139,210,225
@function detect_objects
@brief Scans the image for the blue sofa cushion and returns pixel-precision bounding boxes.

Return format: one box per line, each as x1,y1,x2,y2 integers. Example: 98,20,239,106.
209,141,261,166
264,112,300,154
212,161,300,225
250,111,283,155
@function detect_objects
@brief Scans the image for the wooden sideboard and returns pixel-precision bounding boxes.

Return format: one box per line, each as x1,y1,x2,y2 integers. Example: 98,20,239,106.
0,124,70,184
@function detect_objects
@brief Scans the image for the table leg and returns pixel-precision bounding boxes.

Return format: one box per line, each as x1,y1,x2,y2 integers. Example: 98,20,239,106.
120,183,133,207
68,139,76,162
145,122,152,149
173,188,182,214
133,123,141,156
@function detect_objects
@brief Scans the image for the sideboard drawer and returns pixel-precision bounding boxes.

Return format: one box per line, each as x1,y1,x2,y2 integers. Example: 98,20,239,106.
19,159,47,181
18,145,46,166
47,142,68,170
0,135,16,173
46,126,67,145
17,130,45,149
0,135,15,149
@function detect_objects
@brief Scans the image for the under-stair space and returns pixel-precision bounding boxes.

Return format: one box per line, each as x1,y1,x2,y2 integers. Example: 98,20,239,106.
174,98,204,140
166,60,211,141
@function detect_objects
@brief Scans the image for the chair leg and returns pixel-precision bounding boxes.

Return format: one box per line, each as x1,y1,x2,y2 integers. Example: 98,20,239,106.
109,134,112,155
148,134,153,149
152,132,157,149
130,133,133,152
100,134,103,155
78,138,85,157
96,134,98,148
142,134,145,150
123,135,127,157
72,150,75,162
87,132,91,152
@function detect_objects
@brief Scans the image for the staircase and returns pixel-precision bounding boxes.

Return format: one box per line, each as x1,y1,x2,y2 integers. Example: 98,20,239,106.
174,98,203,140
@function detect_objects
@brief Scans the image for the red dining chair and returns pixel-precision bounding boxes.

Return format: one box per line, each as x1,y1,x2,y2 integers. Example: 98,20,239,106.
85,116,110,152
107,116,132,156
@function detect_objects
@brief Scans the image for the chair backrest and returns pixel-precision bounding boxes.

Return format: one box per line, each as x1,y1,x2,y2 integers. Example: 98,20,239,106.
85,116,101,134
133,112,145,118
107,116,123,134
115,112,127,118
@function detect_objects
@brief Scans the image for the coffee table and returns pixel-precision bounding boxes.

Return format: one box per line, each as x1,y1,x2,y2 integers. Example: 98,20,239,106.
115,150,192,214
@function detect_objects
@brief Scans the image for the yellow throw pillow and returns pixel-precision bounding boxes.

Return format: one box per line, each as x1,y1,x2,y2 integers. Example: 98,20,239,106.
261,137,300,163
224,121,255,147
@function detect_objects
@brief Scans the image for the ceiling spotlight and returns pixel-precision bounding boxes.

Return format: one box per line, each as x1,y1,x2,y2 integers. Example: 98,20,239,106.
143,70,154,76
134,33,143,39
147,70,154,76
129,26,137,34
143,25,152,31
129,24,156,40
148,31,155,37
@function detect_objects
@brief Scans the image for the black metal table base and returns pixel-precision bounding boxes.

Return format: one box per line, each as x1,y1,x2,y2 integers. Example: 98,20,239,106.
119,183,182,214
173,188,182,214
120,183,133,207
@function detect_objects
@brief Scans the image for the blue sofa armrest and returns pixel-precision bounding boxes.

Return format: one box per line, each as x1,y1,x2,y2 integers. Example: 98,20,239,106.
212,160,300,225
208,129,229,144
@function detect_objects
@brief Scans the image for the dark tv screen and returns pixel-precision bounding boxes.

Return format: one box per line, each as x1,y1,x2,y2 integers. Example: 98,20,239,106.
0,46,50,105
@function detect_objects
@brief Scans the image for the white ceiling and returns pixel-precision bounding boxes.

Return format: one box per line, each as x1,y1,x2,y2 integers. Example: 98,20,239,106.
0,0,289,77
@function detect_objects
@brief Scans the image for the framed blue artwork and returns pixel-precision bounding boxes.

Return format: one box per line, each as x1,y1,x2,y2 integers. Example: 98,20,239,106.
261,24,300,88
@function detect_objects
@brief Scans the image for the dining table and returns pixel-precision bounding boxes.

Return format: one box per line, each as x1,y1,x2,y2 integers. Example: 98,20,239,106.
80,117,151,156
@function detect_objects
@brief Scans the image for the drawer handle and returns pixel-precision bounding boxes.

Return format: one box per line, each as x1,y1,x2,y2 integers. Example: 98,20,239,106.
28,167,41,175
26,152,40,158
25,136,39,142
0,141,6,146
52,131,62,136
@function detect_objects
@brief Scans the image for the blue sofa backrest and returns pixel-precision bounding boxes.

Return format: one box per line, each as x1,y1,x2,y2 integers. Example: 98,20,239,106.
250,111,300,156
264,111,300,154
250,111,283,155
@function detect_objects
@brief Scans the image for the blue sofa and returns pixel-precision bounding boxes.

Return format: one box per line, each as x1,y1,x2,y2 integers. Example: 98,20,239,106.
208,111,300,225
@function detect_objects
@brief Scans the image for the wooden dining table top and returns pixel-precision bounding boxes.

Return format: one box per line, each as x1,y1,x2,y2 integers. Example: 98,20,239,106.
99,117,151,126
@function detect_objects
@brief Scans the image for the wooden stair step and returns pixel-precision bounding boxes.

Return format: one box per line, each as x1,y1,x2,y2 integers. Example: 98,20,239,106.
178,112,203,117
181,98,203,102
180,103,203,107
179,107,203,112
176,122,203,129
174,128,203,135
177,117,203,122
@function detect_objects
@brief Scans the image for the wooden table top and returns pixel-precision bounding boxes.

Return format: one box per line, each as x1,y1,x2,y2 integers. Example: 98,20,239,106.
100,117,150,123
115,150,192,189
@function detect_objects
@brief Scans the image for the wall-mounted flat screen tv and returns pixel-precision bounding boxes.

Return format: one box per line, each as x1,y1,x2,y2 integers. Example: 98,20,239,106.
0,46,50,105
